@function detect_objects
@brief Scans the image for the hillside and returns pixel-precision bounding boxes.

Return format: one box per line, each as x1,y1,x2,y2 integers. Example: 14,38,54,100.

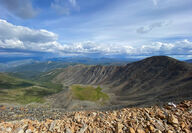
42,56,192,108
0,73,63,104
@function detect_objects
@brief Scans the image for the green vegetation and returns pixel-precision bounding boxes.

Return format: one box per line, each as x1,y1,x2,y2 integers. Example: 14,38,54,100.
0,73,63,104
0,73,34,89
71,85,109,103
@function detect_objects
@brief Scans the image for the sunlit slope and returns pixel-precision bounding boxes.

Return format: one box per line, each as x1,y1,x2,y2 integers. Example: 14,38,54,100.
0,73,63,104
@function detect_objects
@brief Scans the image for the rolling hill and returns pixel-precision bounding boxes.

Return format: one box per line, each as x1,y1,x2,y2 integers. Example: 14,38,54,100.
0,73,63,104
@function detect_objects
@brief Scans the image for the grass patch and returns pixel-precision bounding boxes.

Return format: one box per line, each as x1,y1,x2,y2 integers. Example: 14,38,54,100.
71,85,109,103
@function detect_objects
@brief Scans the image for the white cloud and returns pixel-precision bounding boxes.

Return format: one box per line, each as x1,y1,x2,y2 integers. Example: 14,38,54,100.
0,19,57,43
0,19,192,57
0,19,61,52
0,39,24,49
139,40,192,55
57,40,192,56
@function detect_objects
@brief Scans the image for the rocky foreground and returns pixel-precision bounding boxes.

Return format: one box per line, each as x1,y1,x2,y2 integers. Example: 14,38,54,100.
0,101,192,133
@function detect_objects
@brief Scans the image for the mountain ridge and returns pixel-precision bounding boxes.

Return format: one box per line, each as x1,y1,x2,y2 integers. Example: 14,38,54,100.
47,56,192,107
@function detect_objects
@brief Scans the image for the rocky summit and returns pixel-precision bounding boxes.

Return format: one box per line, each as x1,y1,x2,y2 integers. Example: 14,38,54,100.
0,100,191,133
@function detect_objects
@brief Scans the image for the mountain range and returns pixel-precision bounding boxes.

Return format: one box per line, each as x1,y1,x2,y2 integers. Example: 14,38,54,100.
0,56,192,109
38,56,192,108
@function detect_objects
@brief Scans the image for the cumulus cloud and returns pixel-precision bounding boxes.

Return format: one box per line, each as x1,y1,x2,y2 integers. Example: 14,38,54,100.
51,40,192,56
0,19,60,52
137,21,169,34
0,19,192,57
51,0,78,15
0,0,38,19
139,40,192,55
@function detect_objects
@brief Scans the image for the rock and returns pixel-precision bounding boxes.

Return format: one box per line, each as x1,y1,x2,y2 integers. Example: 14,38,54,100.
77,124,88,133
148,125,155,132
145,113,152,121
74,113,81,123
181,122,185,129
5,127,12,132
66,128,72,133
0,100,191,133
167,130,174,133
49,120,56,131
168,102,177,108
115,122,123,133
26,129,32,133
188,110,192,114
18,128,24,133
136,128,145,133
153,120,165,131
92,112,97,117
184,129,191,133
168,114,179,125
128,127,135,133
157,112,166,119
155,130,162,133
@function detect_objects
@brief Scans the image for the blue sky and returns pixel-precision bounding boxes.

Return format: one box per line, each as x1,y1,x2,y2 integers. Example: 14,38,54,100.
0,0,192,59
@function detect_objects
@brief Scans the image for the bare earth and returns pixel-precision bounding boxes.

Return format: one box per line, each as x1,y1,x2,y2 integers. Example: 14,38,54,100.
0,100,191,133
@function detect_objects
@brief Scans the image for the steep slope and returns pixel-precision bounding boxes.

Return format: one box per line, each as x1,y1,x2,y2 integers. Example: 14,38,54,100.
50,56,192,107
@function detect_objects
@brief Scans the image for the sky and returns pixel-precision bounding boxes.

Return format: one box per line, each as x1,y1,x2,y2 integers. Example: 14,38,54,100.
0,0,192,59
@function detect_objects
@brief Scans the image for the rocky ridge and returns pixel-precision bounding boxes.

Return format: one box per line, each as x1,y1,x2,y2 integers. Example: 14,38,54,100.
0,100,192,133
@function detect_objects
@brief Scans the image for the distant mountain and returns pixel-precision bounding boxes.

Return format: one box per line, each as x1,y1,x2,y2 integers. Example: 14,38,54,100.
5,61,75,80
185,59,192,63
0,59,35,71
43,56,192,107
48,57,139,65
0,56,43,63
2,57,139,80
